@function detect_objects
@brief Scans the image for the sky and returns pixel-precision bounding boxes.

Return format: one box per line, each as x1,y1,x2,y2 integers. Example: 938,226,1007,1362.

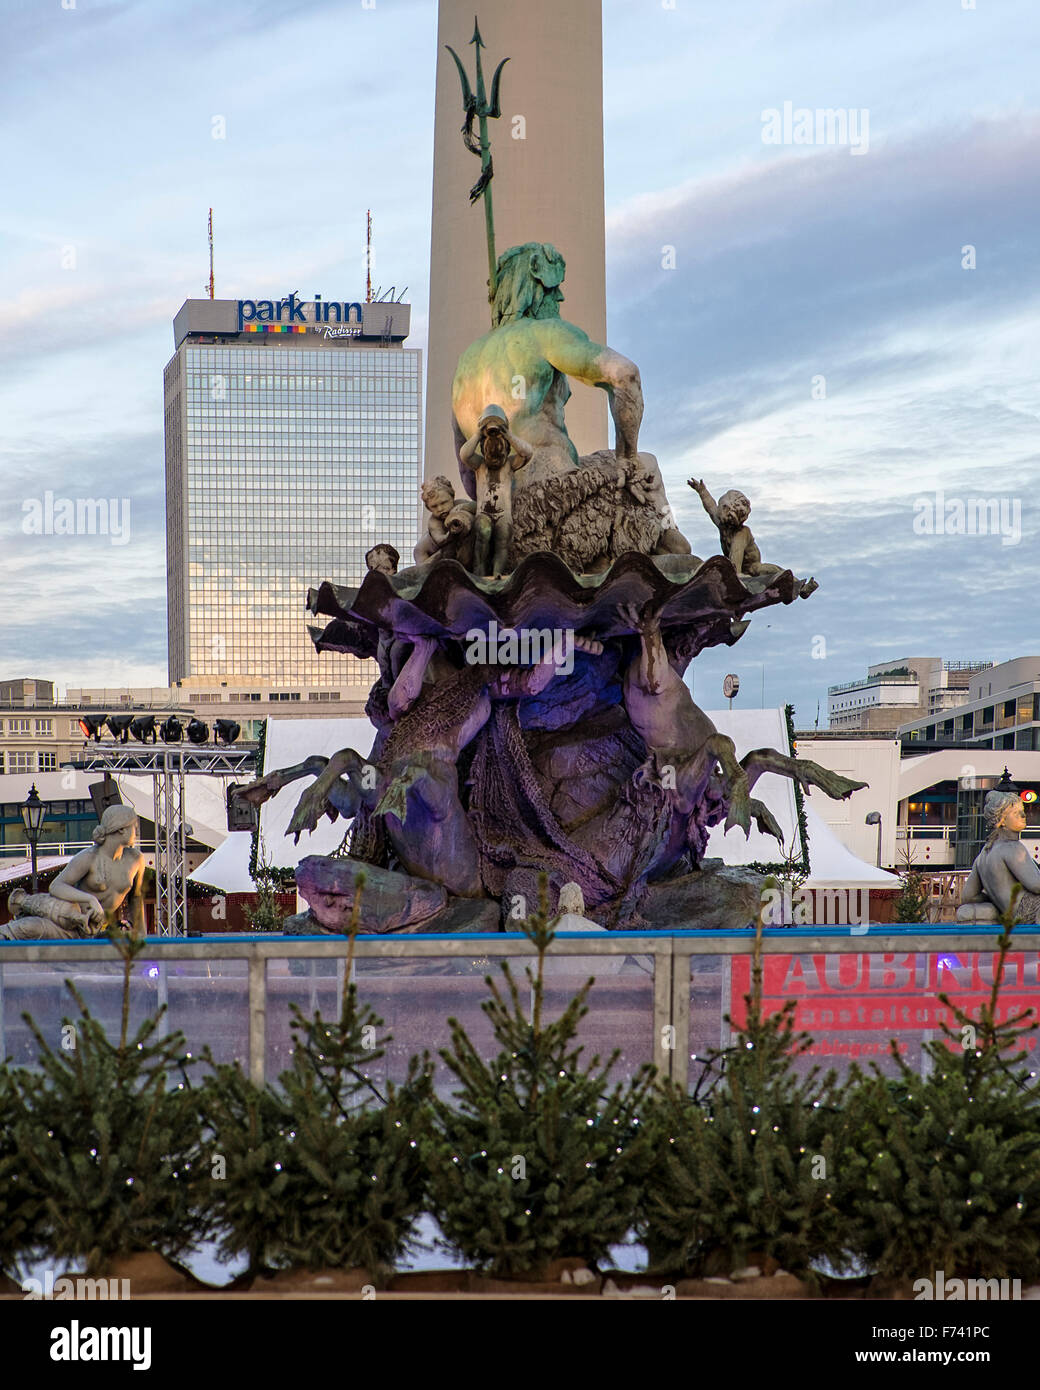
1,0,1037,725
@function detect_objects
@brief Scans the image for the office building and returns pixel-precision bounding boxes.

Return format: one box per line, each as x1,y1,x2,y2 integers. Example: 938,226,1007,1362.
164,296,421,695
899,655,1040,751
827,657,991,732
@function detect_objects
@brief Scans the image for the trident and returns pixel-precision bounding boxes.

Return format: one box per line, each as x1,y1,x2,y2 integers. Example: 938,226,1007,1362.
445,16,509,309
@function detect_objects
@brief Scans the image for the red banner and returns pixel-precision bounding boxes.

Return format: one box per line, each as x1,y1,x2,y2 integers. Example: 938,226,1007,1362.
729,951,1040,1053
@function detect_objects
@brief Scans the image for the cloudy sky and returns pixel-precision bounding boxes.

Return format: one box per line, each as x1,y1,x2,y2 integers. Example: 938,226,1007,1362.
2,0,1037,724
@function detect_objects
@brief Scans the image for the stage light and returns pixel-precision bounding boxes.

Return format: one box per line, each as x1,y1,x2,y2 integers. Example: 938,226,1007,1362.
159,716,183,743
106,715,134,742
186,718,209,745
130,716,157,744
214,719,241,745
78,715,107,741
226,783,257,831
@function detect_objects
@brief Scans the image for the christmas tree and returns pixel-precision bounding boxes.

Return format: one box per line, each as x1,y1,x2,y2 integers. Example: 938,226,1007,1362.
0,1058,44,1281
844,887,1040,1282
643,880,858,1279
198,897,429,1281
421,880,658,1280
8,931,204,1276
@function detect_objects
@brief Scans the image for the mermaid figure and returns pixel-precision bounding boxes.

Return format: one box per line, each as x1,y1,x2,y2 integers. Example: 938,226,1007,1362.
958,790,1040,924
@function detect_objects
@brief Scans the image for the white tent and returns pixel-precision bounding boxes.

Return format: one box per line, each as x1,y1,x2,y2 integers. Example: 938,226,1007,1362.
258,718,376,870
189,831,256,893
0,854,72,884
116,773,230,850
705,709,897,890
185,718,376,890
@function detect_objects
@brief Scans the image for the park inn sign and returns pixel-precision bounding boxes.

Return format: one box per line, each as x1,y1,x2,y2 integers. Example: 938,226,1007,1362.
237,292,363,330
171,297,411,348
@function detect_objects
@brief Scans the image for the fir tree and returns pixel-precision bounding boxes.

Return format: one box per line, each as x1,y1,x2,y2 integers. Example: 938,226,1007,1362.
844,887,1040,1282
893,870,931,924
198,889,429,1281
9,931,204,1275
643,879,858,1279
245,833,288,932
421,880,657,1279
0,1059,44,1280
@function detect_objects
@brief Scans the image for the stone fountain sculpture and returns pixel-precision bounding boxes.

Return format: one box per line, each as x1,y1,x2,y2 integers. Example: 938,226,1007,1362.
1,805,146,940
240,24,865,934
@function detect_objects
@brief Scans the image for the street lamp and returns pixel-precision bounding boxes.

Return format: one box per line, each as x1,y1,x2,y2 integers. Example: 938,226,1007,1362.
865,810,882,868
21,783,45,892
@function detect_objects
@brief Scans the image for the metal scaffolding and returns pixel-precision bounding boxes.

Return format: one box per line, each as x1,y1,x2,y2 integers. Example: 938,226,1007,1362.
66,746,257,936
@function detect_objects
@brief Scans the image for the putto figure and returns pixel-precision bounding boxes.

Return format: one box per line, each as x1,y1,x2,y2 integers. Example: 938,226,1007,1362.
459,404,533,576
414,475,476,566
688,477,817,597
365,543,400,576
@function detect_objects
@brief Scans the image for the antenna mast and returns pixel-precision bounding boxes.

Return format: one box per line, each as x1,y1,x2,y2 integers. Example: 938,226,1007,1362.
366,210,372,303
207,208,215,299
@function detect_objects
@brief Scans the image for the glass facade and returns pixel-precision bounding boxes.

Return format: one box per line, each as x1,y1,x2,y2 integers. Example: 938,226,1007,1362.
165,341,422,689
0,798,97,853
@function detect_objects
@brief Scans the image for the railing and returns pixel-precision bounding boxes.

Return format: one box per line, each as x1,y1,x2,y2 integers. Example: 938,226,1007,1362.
0,840,163,861
2,928,1037,1092
828,675,917,695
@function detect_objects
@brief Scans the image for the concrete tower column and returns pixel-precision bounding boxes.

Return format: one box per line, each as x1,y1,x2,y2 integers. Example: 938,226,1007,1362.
425,0,608,487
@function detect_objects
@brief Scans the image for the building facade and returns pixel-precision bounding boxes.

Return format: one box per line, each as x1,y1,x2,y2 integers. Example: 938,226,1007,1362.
165,297,421,697
0,676,369,861
899,656,1040,752
796,729,1040,874
827,656,991,731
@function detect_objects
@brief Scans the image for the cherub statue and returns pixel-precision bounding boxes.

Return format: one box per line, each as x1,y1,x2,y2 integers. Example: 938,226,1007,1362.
688,478,817,598
365,543,400,576
1,806,145,940
957,790,1040,924
459,404,534,577
414,476,476,567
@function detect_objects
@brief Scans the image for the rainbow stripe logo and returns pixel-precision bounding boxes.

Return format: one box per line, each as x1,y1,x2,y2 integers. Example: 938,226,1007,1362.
243,324,307,334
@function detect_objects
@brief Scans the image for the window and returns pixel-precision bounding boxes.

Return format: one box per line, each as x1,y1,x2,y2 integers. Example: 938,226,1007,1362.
38,751,56,771
10,752,33,773
0,753,4,772
8,718,30,734
35,719,53,736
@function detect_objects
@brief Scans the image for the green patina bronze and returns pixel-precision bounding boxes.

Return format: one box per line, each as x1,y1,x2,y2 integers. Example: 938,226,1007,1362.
445,17,509,308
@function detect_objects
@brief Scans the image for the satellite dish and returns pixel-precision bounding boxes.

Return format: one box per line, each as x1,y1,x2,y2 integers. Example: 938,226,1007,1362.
723,674,740,700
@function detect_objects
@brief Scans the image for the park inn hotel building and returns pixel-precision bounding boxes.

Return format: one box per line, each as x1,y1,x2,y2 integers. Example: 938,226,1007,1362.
163,296,421,704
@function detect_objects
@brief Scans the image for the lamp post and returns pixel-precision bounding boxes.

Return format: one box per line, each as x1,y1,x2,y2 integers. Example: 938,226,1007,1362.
865,810,882,868
21,783,45,893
